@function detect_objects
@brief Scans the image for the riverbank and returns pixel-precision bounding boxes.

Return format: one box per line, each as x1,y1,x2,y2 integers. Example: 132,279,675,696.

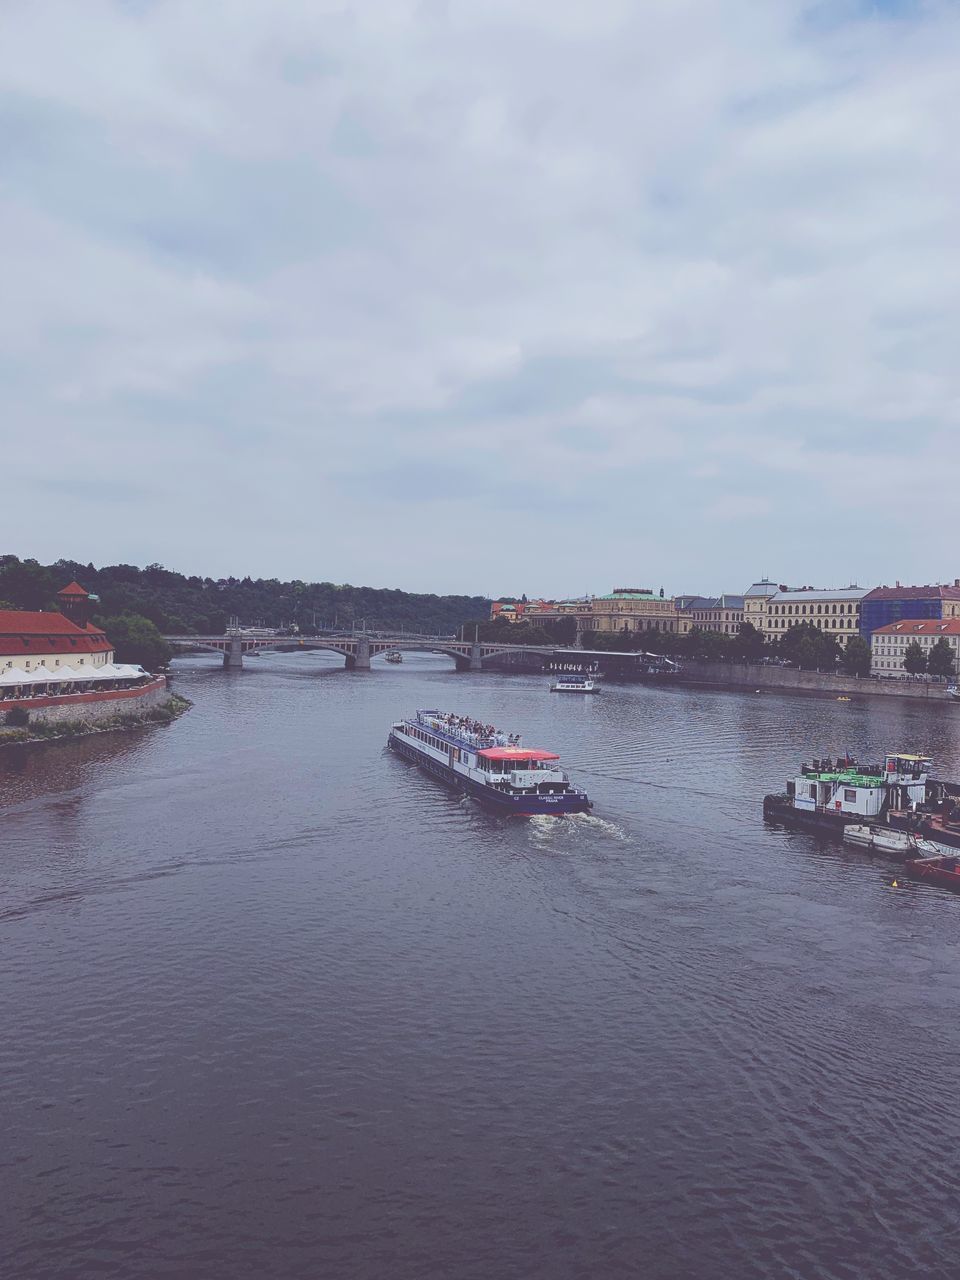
677,660,956,702
0,690,192,747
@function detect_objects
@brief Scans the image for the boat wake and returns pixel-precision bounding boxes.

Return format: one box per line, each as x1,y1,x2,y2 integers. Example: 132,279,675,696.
527,811,629,843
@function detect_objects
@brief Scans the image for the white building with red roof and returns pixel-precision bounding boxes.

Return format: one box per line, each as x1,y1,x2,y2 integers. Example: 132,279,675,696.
0,582,113,675
871,618,960,678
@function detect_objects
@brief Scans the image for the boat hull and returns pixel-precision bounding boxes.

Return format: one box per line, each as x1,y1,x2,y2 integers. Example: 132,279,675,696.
762,794,851,837
388,732,591,815
905,857,960,892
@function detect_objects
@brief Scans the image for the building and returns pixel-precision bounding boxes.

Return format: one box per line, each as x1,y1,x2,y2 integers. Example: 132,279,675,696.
490,598,560,623
589,588,679,634
871,619,960,677
763,586,867,649
490,600,523,623
0,582,113,674
677,594,745,635
521,598,561,620
860,583,960,643
743,580,780,636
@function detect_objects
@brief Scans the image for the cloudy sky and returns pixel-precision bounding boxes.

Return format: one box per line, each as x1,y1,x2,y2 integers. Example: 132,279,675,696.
2,0,958,597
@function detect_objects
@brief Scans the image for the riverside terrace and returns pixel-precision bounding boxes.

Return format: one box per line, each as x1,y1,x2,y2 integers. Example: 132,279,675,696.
162,629,680,678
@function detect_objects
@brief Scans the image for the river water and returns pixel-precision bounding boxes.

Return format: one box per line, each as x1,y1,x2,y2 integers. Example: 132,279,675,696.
2,653,960,1280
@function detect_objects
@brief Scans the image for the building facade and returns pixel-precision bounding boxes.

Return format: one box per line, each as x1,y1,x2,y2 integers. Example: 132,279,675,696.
763,586,867,649
490,598,568,624
677,595,745,635
490,600,522,623
871,619,960,677
860,583,960,642
743,580,780,636
589,589,679,634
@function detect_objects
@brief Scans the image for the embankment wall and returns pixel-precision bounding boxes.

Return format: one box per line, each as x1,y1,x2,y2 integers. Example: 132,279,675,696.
2,677,172,727
678,662,953,702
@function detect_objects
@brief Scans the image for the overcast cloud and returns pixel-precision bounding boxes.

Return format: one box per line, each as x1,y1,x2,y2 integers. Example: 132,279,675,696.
1,0,958,596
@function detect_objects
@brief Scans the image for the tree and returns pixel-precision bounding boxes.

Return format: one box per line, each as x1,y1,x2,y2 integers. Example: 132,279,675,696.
927,637,957,679
795,635,819,670
779,622,838,670
98,614,173,671
0,557,56,610
841,635,871,677
683,627,734,661
732,620,765,662
903,642,927,675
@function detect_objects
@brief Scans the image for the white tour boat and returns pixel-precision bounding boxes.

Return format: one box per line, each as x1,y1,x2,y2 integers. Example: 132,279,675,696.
550,675,599,693
388,709,592,815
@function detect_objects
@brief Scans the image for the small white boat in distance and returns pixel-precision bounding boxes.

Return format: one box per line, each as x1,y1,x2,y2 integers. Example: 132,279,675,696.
550,675,599,692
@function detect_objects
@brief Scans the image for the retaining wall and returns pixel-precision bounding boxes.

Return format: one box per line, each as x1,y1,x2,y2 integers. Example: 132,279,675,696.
2,676,171,727
677,662,953,702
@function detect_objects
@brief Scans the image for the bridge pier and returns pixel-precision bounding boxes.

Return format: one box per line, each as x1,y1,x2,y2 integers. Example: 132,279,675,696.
350,636,371,671
223,635,244,670
469,642,483,672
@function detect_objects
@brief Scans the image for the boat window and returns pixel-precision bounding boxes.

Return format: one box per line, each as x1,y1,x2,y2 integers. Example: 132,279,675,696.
844,789,856,802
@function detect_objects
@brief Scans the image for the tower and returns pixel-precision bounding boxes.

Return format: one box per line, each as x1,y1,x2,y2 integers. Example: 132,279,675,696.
57,581,93,628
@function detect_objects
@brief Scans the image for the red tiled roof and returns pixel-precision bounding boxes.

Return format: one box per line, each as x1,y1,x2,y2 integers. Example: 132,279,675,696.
0,609,101,636
864,585,960,600
1,635,111,655
873,619,960,635
0,609,110,655
57,580,89,596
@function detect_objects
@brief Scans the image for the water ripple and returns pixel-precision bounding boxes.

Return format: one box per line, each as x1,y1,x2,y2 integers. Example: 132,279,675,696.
2,659,960,1279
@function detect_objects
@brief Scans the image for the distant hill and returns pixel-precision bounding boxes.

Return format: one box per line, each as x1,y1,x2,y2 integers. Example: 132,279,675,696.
0,556,490,636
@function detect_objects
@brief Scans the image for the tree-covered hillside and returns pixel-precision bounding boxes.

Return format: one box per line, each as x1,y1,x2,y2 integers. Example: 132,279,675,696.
0,556,490,636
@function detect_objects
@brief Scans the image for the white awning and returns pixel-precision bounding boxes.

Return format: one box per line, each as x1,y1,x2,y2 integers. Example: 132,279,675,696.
49,666,86,681
27,665,60,683
0,667,30,685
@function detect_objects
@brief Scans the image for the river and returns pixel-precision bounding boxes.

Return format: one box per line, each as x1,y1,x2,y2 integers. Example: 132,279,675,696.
2,652,960,1280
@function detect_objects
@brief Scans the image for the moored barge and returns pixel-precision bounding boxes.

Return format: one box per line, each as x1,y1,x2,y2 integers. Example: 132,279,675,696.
763,752,932,837
388,709,592,815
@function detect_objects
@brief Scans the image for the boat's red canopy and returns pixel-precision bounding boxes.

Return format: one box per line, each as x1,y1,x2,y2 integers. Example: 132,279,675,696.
477,747,560,761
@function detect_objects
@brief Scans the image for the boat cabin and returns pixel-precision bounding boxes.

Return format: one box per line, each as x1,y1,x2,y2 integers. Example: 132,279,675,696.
477,747,566,790
883,753,931,808
788,766,887,818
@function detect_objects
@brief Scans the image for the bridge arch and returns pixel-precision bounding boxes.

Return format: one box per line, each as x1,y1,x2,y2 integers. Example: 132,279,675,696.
165,633,559,672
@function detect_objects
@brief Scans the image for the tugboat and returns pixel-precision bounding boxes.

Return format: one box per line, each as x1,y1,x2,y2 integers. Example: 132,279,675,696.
388,709,592,815
763,751,932,838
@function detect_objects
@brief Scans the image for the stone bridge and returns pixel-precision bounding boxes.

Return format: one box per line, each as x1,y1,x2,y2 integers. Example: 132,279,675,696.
162,631,561,672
